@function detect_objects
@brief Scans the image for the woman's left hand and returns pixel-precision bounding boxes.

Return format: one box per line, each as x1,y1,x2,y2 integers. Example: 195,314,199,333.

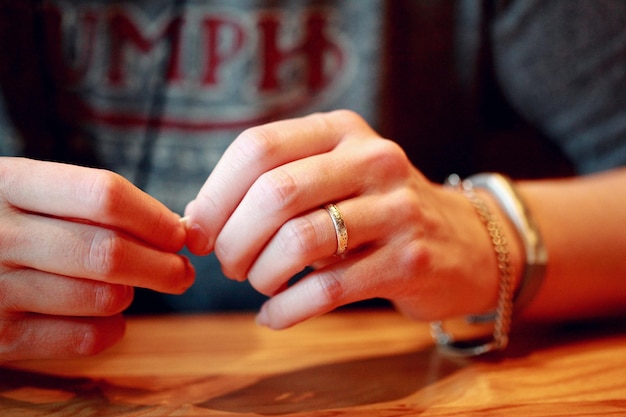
184,110,503,329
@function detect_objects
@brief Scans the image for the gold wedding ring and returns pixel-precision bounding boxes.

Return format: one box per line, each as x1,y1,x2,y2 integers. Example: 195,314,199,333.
324,203,348,256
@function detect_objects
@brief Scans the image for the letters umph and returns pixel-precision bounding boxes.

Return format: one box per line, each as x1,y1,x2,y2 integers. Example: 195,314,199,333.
41,3,349,95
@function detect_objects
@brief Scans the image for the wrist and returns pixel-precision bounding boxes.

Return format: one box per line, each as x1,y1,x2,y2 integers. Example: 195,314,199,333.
475,188,525,312
469,173,548,315
430,173,547,356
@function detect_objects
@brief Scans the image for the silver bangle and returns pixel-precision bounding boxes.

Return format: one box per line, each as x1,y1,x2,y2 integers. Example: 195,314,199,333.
467,173,548,314
430,174,514,356
430,173,547,357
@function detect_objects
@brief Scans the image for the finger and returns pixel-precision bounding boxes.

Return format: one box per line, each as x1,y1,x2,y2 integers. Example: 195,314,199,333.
255,226,450,330
215,151,362,280
247,194,395,296
212,134,405,280
1,158,185,252
0,269,134,316
0,314,126,363
4,213,195,294
184,110,376,254
256,228,496,330
254,246,403,330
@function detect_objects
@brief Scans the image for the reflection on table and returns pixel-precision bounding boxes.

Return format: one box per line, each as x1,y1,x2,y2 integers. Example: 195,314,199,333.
2,309,626,416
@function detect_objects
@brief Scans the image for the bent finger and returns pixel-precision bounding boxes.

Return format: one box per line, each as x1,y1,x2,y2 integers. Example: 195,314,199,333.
0,269,134,317
254,246,406,330
213,135,403,279
0,314,126,363
1,158,185,252
247,195,393,295
5,213,194,294
185,110,376,254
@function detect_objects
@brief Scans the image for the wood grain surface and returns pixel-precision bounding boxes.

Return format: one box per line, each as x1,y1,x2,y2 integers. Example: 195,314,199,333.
1,309,626,416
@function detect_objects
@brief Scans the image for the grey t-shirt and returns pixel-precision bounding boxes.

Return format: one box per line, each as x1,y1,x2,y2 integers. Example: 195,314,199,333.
491,0,626,174
1,0,386,312
40,0,385,214
1,0,625,312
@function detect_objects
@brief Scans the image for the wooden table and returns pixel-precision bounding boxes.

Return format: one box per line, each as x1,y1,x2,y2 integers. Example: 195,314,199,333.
1,308,626,416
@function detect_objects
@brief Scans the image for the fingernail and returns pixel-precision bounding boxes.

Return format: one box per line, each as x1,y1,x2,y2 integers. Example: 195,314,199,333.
179,216,190,227
187,223,211,254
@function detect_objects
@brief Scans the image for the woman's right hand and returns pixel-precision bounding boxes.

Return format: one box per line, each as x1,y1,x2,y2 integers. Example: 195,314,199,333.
0,157,194,363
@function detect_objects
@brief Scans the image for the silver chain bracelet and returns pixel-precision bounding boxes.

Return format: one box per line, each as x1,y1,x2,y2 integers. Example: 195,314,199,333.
430,174,515,356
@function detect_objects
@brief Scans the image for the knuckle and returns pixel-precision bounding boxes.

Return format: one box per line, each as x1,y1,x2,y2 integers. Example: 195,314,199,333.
331,108,361,120
304,110,372,144
327,109,367,128
393,189,426,225
382,242,435,304
75,324,107,357
75,325,105,356
86,170,127,219
362,139,411,180
234,126,280,164
278,216,321,260
91,284,133,315
75,318,125,357
378,140,410,171
85,229,126,278
313,272,345,308
253,168,300,213
76,327,99,356
400,241,433,275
